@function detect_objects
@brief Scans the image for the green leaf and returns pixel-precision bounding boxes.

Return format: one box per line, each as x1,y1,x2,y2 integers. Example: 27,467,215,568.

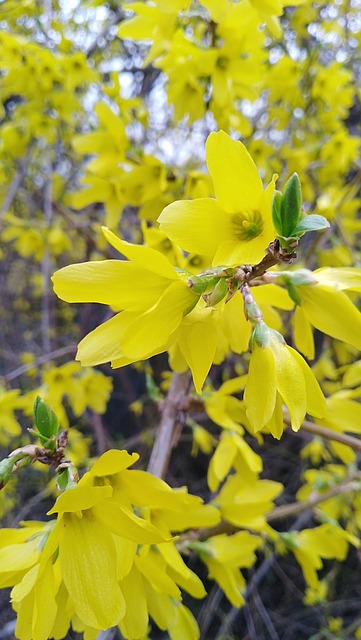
293,214,330,235
272,191,283,235
280,173,302,237
33,396,59,440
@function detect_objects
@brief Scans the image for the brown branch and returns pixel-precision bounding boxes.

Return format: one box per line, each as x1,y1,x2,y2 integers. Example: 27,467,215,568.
267,471,361,523
147,372,191,479
297,419,361,453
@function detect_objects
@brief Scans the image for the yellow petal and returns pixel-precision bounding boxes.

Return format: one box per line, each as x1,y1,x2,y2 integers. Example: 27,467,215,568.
158,197,229,256
121,281,196,359
93,501,170,544
76,312,131,367
102,227,178,279
289,348,327,419
59,512,124,629
244,344,276,432
88,449,139,477
135,553,181,599
119,565,148,640
206,130,263,213
0,538,41,572
293,305,315,359
300,285,361,350
47,485,112,515
177,313,218,393
207,434,236,492
271,340,306,431
52,260,171,311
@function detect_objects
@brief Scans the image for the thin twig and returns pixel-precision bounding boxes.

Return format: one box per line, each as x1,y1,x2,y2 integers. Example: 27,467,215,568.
267,471,361,523
297,419,361,453
1,345,77,384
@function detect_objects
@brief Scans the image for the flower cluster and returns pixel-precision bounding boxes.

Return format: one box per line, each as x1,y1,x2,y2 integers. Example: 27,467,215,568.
0,449,220,640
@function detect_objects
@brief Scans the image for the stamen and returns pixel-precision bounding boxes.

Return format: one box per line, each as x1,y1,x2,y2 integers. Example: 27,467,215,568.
232,210,263,240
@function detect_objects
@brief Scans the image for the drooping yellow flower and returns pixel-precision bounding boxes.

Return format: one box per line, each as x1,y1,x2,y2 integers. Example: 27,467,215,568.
52,227,200,372
244,326,327,435
282,523,359,589
158,130,276,267
196,531,262,607
52,226,269,393
293,267,361,359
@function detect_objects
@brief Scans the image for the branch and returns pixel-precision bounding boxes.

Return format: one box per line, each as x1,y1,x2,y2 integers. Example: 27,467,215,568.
267,471,361,523
297,419,361,453
147,372,191,478
1,345,77,384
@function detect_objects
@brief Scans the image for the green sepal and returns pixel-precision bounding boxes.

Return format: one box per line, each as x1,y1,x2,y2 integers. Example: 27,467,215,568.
293,214,330,236
33,396,59,440
279,269,317,287
251,321,271,348
279,531,299,550
277,270,316,304
276,234,299,253
280,173,302,237
189,273,224,295
204,277,228,306
272,190,283,235
57,467,78,492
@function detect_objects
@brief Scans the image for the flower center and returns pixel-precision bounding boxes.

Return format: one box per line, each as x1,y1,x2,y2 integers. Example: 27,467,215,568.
231,210,263,241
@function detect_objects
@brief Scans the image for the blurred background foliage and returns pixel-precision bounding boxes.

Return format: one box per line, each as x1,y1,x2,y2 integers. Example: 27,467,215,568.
1,1,361,638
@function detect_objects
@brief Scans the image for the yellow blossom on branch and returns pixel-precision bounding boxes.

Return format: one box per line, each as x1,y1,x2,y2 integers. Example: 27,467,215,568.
244,323,327,436
158,130,277,266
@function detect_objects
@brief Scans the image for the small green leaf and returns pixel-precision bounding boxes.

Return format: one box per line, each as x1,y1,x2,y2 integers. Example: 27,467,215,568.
33,396,59,440
293,214,330,235
272,191,283,234
280,173,302,237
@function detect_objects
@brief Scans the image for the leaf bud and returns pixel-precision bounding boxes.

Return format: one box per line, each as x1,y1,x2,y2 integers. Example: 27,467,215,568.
280,172,302,238
33,396,59,440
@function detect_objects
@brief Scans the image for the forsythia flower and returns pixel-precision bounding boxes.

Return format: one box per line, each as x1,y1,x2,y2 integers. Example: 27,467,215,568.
0,449,220,640
52,228,204,380
194,531,262,607
158,130,277,267
244,324,327,436
281,523,359,589
293,267,361,359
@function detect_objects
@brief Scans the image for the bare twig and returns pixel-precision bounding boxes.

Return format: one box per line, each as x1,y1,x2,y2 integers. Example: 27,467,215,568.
1,345,77,384
297,419,361,453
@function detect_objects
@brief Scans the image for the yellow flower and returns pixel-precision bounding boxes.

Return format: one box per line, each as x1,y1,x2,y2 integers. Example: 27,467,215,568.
195,531,261,607
284,523,359,589
208,431,262,492
52,227,199,373
215,472,283,532
244,326,327,435
158,130,276,267
293,267,361,358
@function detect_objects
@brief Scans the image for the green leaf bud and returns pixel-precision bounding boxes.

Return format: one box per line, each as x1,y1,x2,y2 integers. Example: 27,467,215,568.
33,396,59,440
279,173,302,237
272,190,283,235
